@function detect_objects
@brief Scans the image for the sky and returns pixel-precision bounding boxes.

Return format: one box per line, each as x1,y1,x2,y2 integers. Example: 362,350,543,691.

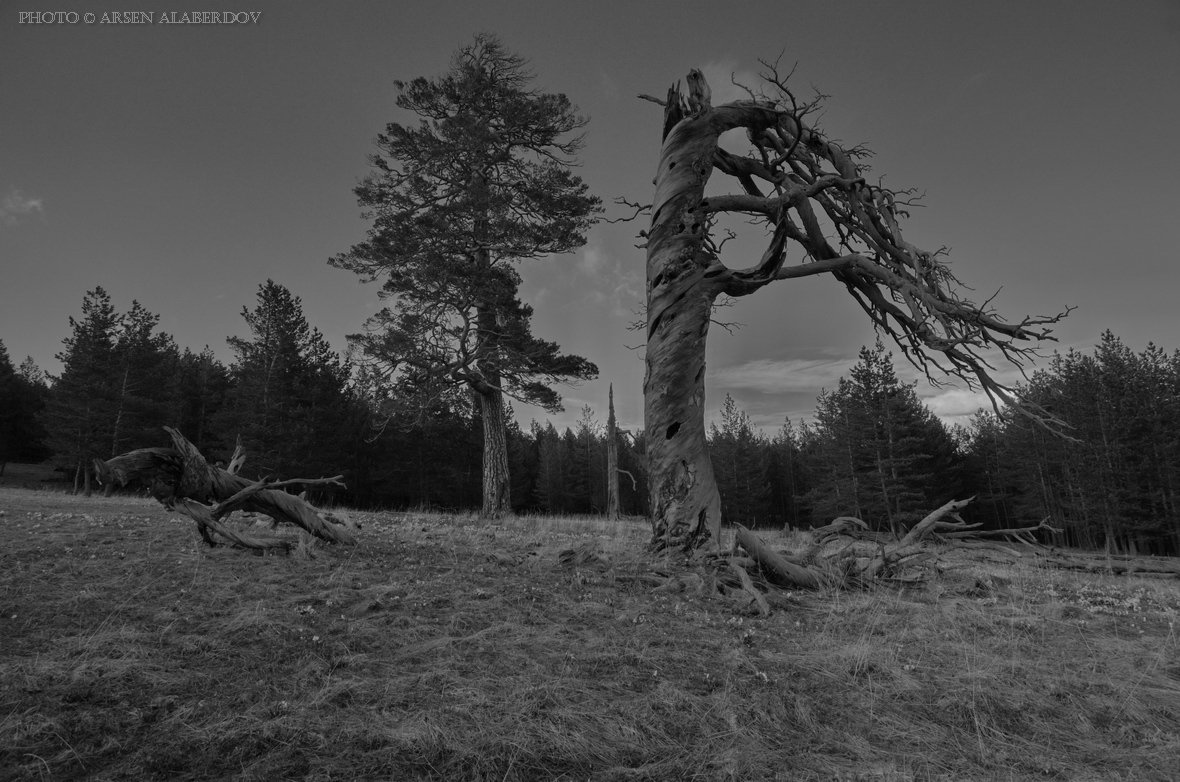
3,0,1179,436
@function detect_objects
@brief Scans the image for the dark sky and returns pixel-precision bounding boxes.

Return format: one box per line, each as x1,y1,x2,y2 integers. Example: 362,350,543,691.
3,0,1179,433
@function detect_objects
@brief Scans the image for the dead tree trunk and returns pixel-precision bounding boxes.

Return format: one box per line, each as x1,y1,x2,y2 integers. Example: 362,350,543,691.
640,66,1069,556
606,384,620,520
644,76,728,552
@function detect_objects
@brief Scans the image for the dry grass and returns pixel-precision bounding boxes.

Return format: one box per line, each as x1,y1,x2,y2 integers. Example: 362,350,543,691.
1,486,1177,781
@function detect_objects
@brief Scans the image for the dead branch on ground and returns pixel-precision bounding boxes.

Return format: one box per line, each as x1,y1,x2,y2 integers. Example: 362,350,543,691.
96,427,356,554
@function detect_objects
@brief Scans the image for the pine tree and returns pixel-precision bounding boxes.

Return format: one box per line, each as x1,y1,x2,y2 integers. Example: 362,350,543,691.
217,281,352,481
174,347,231,455
766,419,805,529
108,301,179,457
331,34,601,518
573,405,604,514
803,344,962,533
532,421,568,513
43,287,120,493
982,332,1180,554
0,343,51,472
709,394,769,526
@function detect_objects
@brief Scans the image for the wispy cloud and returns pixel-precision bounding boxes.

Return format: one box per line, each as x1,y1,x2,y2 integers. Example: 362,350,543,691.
709,356,850,394
579,242,609,274
578,240,644,319
0,188,45,227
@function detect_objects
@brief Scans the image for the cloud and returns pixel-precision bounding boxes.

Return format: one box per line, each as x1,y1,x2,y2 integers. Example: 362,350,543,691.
577,241,644,319
709,356,850,394
0,188,45,227
579,242,609,274
918,387,992,428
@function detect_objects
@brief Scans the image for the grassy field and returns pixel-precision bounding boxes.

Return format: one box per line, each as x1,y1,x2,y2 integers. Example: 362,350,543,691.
1,487,1177,781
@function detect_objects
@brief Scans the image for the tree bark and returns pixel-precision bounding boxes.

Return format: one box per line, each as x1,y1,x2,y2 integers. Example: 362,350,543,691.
644,80,729,553
477,384,512,518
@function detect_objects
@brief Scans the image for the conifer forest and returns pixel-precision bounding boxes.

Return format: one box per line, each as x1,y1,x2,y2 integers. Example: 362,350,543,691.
4,285,1177,556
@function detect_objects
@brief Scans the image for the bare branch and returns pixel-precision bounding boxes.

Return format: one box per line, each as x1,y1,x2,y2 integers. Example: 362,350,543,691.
661,69,1072,433
606,196,652,224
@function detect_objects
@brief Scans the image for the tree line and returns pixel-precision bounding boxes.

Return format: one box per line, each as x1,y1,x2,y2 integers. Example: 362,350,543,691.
4,291,1178,556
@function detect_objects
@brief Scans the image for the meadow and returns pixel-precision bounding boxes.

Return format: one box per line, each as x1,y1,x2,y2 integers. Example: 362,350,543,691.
1,486,1177,781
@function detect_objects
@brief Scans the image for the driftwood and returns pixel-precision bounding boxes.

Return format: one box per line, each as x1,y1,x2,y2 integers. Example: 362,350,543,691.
96,428,355,553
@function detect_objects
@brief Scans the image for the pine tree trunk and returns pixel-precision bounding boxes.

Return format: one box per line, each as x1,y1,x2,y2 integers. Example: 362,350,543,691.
110,366,129,458
477,384,512,518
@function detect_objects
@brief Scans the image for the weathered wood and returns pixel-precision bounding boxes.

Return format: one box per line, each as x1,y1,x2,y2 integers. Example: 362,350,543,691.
97,427,355,549
735,525,828,589
896,497,975,548
729,561,770,616
226,436,246,476
937,517,1061,541
175,498,292,554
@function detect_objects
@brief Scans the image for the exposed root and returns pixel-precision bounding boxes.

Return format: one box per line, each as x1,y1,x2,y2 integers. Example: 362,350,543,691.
630,498,1173,615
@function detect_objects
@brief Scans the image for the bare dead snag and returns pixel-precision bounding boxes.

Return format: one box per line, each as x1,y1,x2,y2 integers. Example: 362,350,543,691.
226,435,246,475
97,428,355,551
606,384,621,521
642,63,1071,555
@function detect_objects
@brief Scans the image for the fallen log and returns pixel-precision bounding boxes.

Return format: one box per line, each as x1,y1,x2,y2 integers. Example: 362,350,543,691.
734,525,830,590
96,427,356,551
679,498,1177,616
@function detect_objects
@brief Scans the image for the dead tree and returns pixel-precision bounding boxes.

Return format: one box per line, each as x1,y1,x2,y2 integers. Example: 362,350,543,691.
96,427,355,553
642,66,1070,553
606,384,620,520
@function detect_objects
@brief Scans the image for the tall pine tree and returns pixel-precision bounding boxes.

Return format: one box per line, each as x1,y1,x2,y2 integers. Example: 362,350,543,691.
217,281,353,481
803,343,961,534
0,342,51,473
331,34,601,518
43,287,120,493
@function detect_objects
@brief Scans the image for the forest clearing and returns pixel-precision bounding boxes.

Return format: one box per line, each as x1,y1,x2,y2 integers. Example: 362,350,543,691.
5,11,1180,780
2,487,1177,781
